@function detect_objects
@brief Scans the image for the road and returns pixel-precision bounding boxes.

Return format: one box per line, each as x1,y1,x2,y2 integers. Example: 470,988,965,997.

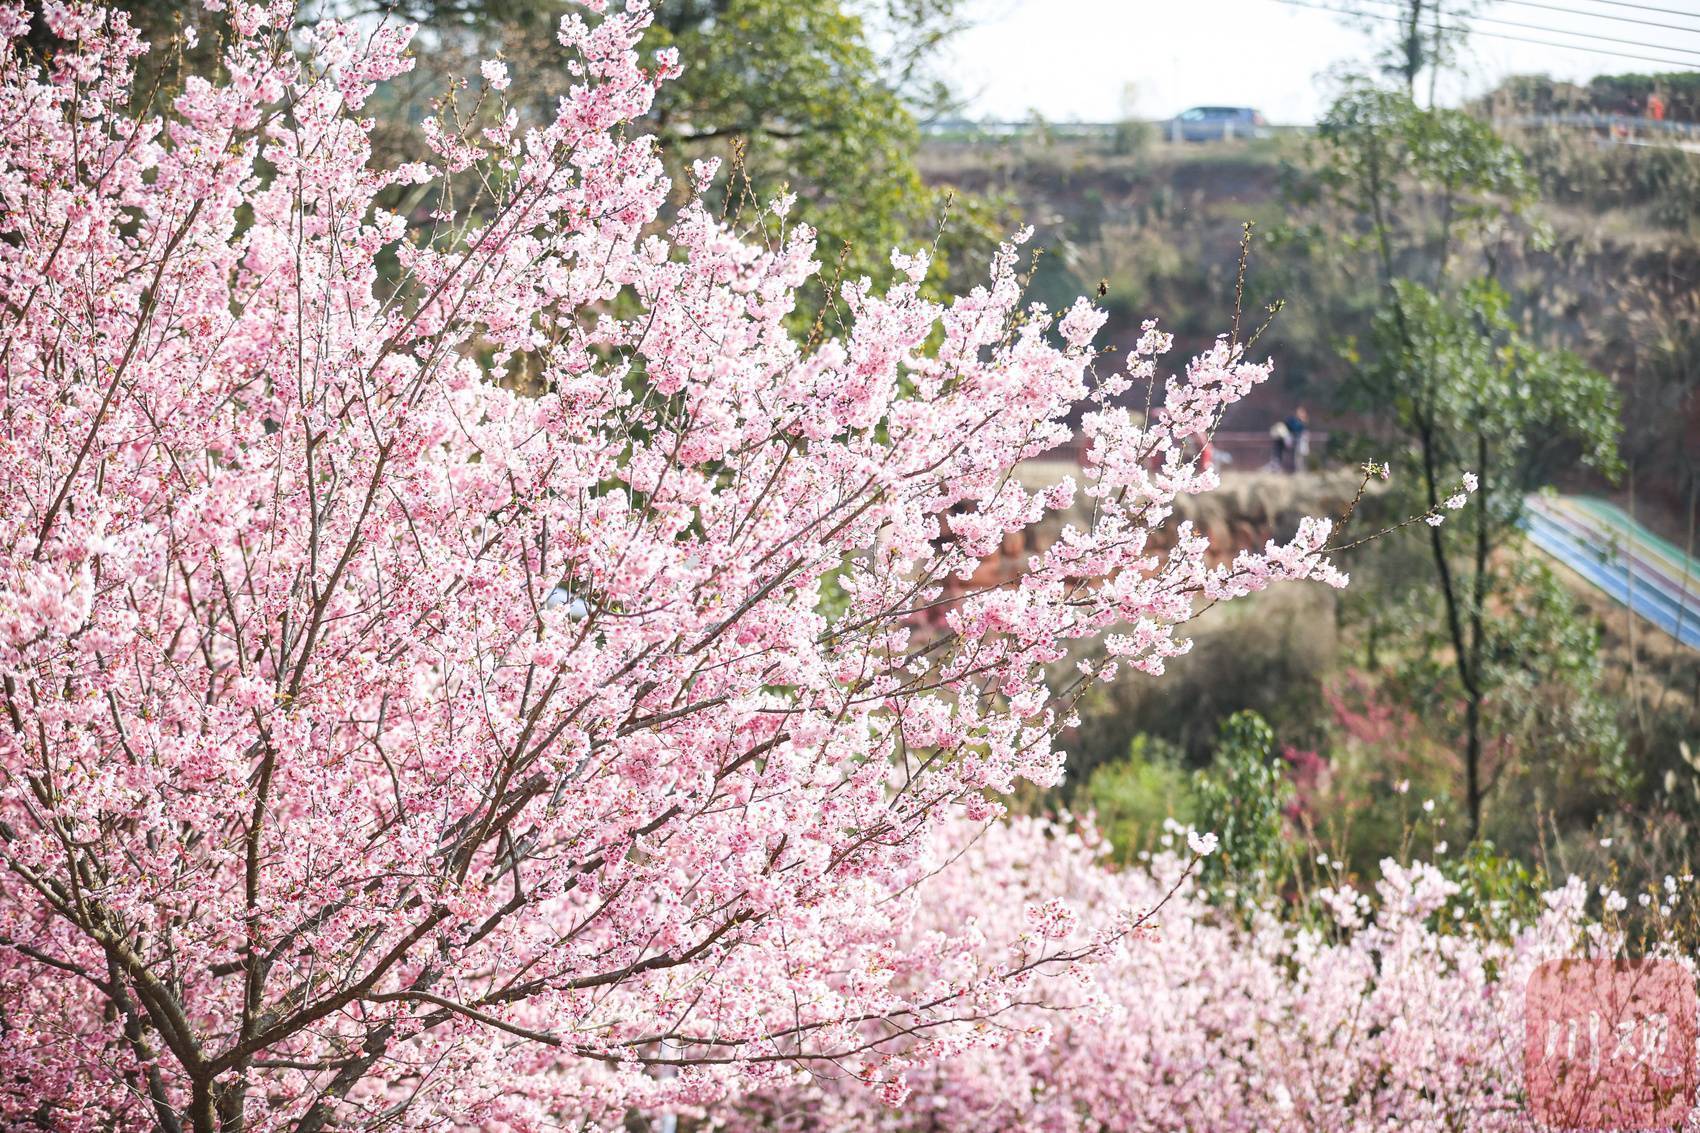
919,115,1700,153
1525,495,1700,650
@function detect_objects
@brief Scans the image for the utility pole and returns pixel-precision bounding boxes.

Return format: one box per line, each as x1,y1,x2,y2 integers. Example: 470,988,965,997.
1401,0,1425,94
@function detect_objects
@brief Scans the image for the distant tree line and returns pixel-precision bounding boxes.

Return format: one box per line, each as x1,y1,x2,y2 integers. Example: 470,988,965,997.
1480,71,1700,123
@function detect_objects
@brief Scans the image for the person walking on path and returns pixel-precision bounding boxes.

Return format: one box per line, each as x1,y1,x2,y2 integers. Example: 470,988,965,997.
1285,406,1310,473
1267,419,1291,473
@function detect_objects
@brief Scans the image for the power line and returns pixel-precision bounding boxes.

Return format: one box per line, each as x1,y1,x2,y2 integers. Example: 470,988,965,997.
1271,0,1700,68
1363,0,1700,57
1530,0,1700,20
1348,0,1700,58
1491,0,1700,38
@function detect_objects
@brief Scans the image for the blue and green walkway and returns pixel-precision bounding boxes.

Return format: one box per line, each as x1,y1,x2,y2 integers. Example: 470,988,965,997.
1525,495,1700,651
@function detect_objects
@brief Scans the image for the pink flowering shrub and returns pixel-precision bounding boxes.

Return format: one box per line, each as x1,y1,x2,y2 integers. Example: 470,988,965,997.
720,817,1615,1133
0,2,1349,1129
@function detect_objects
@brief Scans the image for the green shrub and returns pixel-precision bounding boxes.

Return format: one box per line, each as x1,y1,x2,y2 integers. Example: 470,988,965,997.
1083,734,1197,863
1193,711,1296,902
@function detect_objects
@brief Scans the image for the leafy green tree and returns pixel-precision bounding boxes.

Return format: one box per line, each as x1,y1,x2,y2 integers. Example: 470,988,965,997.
1294,84,1622,838
95,0,999,303
1307,86,1529,286
1193,712,1295,902
642,0,995,296
394,0,998,300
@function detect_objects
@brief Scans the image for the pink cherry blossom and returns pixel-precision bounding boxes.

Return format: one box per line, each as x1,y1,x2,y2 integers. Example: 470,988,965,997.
0,3,1354,1128
716,818,1673,1133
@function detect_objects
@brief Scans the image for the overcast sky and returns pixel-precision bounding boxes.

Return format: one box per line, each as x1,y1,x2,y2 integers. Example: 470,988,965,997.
942,0,1700,124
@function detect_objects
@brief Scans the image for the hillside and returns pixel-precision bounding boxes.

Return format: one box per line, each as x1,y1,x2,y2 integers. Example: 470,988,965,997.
920,130,1700,518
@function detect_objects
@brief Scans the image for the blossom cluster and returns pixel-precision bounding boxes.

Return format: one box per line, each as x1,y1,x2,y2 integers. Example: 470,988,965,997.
0,2,1348,1128
719,818,1671,1133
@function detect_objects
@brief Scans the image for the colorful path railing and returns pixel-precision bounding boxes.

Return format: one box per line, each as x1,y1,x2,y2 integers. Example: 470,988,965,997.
1525,495,1700,651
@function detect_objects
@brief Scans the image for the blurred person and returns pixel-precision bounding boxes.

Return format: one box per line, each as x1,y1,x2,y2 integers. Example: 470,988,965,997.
1268,419,1291,473
1285,406,1310,472
1191,429,1215,472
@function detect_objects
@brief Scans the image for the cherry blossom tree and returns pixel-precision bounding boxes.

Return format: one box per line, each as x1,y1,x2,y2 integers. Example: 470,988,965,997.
0,2,1349,1128
718,818,1621,1133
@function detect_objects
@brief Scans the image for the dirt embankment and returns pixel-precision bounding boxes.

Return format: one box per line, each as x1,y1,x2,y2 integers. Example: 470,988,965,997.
938,465,1374,608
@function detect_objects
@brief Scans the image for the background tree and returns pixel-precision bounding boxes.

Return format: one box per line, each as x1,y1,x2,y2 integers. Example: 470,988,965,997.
1333,0,1479,103
405,0,1000,302
1190,711,1296,904
94,0,1003,306
1290,84,1622,838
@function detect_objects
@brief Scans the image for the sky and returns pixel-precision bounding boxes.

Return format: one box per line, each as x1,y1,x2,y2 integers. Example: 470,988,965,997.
942,0,1700,124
